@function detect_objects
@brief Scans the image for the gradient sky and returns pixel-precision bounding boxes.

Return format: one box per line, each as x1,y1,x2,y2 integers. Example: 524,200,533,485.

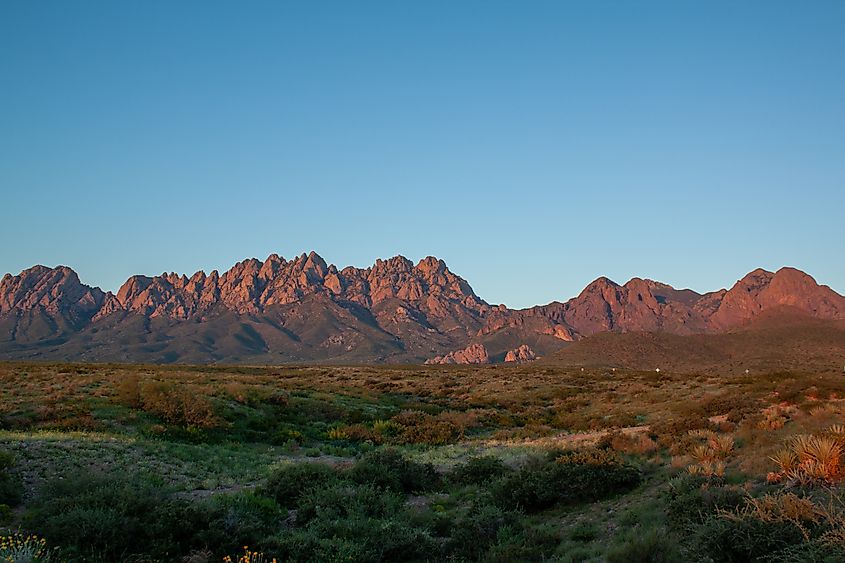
1,1,843,308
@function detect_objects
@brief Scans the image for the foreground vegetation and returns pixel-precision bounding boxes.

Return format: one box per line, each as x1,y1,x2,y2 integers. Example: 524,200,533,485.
1,362,845,561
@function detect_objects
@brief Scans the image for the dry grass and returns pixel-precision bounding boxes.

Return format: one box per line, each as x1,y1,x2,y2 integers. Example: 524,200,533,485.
1,361,843,487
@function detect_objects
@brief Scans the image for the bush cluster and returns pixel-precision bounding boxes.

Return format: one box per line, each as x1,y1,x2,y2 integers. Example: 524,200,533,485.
666,474,845,562
0,450,22,524
262,450,443,561
263,462,338,508
491,449,641,513
116,376,219,430
347,448,440,493
450,456,512,486
390,410,471,445
23,471,285,562
271,481,436,562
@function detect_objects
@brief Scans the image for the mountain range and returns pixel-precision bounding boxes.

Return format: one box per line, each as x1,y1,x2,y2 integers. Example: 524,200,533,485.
1,252,843,364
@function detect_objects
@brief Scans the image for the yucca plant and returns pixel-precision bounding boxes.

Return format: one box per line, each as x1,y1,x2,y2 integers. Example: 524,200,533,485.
770,448,798,474
686,464,706,476
828,424,845,436
326,426,349,440
791,434,815,457
372,419,399,436
710,435,734,458
686,430,735,476
771,434,844,485
804,436,841,474
826,424,845,448
690,444,713,464
688,429,717,440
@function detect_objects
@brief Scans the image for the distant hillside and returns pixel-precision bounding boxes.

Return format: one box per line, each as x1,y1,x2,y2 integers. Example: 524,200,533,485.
545,307,845,374
1,253,843,364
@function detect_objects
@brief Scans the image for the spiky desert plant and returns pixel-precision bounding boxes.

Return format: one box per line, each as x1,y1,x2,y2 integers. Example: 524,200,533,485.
809,404,835,417
791,435,815,461
827,424,845,447
686,464,706,476
771,434,845,484
828,424,845,436
372,419,399,436
690,444,713,464
709,434,734,459
803,436,842,481
686,431,735,476
770,448,798,474
326,426,349,440
688,428,717,440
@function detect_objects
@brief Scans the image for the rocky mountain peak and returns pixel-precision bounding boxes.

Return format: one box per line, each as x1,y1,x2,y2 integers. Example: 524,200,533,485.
0,265,106,327
416,256,445,275
82,252,486,323
580,276,620,294
707,267,843,329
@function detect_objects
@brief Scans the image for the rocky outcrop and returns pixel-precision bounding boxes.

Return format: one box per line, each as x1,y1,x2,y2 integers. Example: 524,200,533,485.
504,344,537,363
425,344,490,365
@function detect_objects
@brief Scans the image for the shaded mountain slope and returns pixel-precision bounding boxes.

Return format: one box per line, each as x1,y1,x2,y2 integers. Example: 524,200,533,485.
545,307,845,374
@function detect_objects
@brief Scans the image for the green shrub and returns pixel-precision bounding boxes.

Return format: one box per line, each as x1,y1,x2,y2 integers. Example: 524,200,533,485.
567,521,598,542
347,448,439,493
771,540,845,562
263,462,339,508
194,492,285,554
490,464,558,513
24,472,288,561
446,501,518,561
0,504,13,525
484,521,562,562
606,527,681,562
692,514,807,562
296,482,404,523
491,449,640,513
665,475,744,532
685,491,845,562
271,481,437,562
450,456,511,486
0,450,22,507
24,472,203,561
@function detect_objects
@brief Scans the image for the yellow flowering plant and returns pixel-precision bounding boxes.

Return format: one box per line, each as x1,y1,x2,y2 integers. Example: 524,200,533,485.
223,546,276,563
0,533,52,562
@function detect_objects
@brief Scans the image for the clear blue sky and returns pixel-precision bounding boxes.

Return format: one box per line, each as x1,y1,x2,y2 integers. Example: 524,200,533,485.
1,1,843,308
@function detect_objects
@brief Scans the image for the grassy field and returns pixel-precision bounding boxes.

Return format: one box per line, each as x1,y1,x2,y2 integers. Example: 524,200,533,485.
1,361,844,561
